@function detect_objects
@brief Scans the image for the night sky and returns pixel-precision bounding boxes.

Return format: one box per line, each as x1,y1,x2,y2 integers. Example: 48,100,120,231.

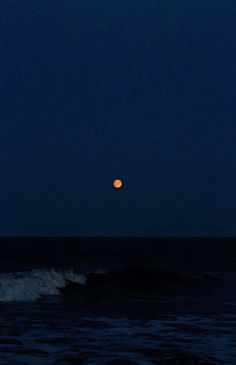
1,0,236,236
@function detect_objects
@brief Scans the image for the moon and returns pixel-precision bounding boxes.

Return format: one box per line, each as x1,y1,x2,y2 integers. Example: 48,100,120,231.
113,179,123,189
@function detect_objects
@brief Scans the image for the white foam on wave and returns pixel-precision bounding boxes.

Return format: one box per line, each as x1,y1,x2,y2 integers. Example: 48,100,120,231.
0,269,86,302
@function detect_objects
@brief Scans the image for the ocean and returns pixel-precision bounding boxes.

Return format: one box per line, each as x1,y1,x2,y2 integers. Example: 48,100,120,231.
0,237,235,364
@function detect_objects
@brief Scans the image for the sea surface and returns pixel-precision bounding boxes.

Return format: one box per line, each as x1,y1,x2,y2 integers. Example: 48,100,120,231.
0,237,236,365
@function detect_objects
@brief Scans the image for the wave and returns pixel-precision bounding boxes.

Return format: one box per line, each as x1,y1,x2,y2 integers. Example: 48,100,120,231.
0,269,86,302
0,266,229,302
60,266,228,300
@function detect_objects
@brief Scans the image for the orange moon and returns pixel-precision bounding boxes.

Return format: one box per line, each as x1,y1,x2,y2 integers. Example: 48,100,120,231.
113,179,123,189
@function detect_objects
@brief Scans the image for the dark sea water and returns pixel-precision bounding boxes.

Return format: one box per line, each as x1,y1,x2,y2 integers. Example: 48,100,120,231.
0,237,236,365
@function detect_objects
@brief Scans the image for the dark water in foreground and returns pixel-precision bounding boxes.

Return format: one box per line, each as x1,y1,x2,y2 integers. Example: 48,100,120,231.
0,237,236,364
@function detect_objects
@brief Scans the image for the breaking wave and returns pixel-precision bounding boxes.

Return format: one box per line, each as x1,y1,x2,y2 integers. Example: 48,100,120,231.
0,266,230,303
0,269,86,302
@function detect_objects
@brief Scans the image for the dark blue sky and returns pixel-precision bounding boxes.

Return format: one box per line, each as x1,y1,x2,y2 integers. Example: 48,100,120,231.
1,0,236,236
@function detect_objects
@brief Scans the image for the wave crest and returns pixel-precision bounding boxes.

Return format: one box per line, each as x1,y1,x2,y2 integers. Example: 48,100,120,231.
0,269,86,302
